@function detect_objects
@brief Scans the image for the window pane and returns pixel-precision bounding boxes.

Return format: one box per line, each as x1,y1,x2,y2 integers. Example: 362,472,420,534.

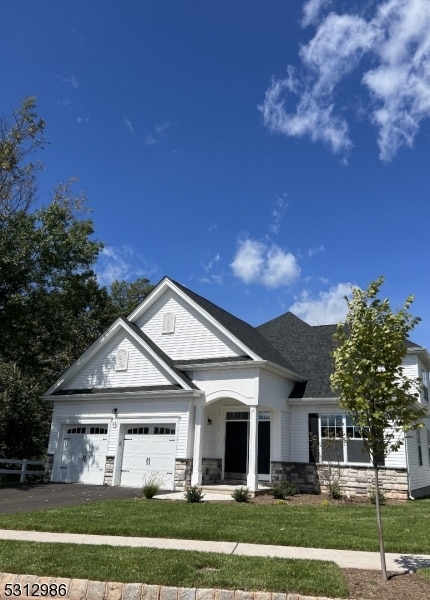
347,439,371,463
321,439,343,462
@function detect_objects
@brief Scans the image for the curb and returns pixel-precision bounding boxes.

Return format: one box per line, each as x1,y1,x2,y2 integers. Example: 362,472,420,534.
0,573,352,600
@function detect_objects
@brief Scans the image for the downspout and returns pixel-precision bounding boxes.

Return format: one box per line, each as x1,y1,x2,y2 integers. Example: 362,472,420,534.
404,433,415,500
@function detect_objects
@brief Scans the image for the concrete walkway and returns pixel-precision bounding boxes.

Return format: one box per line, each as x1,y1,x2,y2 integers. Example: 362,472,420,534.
1,528,430,572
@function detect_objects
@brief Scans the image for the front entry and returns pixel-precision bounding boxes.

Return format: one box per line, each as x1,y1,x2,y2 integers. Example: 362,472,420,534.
224,421,248,479
224,411,271,481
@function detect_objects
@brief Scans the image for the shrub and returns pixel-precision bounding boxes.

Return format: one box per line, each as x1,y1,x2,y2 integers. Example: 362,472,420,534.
368,487,386,505
231,487,251,503
184,485,205,503
270,481,298,499
142,472,164,499
329,482,343,500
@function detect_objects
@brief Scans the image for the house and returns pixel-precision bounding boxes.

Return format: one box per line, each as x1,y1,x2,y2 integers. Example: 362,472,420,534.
44,277,430,499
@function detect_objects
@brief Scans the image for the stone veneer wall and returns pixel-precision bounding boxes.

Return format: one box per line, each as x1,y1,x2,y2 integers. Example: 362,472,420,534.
202,458,222,483
103,456,115,486
44,454,54,482
271,461,409,500
175,458,193,489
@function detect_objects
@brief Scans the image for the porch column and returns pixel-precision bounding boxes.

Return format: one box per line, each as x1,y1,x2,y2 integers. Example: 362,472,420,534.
191,402,204,486
247,405,258,491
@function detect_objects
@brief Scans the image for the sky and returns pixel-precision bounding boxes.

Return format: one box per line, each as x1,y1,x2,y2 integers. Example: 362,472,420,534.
2,0,430,345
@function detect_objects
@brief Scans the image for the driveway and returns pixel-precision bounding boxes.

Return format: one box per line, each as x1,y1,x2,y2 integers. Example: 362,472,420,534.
0,483,141,514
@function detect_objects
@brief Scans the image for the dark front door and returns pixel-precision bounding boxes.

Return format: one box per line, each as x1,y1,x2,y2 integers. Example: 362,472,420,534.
224,421,248,478
258,420,271,475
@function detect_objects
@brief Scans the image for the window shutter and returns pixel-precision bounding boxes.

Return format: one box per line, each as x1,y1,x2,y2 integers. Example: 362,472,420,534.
308,413,319,463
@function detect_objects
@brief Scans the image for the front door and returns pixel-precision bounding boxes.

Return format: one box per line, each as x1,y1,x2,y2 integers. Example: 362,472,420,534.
224,421,248,479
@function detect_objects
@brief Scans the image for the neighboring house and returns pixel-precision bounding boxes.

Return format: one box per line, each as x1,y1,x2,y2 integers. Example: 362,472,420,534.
44,277,430,499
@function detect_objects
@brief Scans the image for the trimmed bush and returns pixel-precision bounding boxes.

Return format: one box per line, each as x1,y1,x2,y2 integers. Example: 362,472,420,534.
231,487,251,503
184,485,205,503
270,481,298,499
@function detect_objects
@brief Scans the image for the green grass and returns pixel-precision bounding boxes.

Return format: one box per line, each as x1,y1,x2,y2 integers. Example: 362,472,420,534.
0,540,348,597
0,497,429,554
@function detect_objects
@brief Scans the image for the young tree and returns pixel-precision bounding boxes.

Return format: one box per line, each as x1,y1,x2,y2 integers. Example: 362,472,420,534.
330,276,427,581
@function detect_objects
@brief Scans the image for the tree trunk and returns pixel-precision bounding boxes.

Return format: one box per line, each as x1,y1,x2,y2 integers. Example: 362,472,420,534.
374,464,387,582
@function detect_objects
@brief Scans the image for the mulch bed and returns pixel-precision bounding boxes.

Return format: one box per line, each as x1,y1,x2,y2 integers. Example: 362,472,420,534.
343,568,430,599
249,494,430,599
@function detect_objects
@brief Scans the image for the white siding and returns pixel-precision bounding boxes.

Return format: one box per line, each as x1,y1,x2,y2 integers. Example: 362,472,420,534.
289,404,312,462
402,354,419,381
202,404,221,457
280,410,289,462
258,369,295,410
270,410,282,462
64,332,175,390
137,290,245,360
194,367,258,405
384,428,406,468
48,397,193,477
406,418,430,495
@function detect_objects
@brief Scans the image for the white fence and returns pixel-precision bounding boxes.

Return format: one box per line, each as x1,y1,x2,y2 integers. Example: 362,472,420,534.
0,459,45,483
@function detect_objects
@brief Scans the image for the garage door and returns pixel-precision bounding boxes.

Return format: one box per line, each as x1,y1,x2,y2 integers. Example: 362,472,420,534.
59,425,108,484
120,424,176,489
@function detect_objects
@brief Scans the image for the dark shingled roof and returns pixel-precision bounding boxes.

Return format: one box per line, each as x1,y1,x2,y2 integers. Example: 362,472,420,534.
169,279,301,377
257,312,337,398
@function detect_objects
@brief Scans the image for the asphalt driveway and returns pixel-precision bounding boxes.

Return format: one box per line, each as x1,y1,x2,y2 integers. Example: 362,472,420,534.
0,483,141,514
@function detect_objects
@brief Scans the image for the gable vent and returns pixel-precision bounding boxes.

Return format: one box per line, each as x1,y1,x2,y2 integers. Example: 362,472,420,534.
162,312,175,334
115,348,129,371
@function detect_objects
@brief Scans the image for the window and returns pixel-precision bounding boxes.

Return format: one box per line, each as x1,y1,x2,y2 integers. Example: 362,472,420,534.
320,414,371,464
162,312,175,334
66,427,86,434
417,429,423,466
427,429,430,464
226,411,249,421
422,371,429,403
90,427,107,435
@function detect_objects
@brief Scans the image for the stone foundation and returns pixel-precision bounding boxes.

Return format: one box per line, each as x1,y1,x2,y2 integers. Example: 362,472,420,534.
271,461,409,500
103,456,115,486
43,454,54,482
175,458,193,489
202,458,222,483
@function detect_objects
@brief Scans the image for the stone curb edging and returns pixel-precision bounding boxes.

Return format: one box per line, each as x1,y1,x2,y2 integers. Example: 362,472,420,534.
0,573,352,600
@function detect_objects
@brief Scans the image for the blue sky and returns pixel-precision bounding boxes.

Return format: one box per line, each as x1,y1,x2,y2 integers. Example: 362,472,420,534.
3,0,430,345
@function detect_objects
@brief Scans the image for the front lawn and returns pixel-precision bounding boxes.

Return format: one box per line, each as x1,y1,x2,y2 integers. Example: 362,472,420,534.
0,497,429,554
0,540,348,597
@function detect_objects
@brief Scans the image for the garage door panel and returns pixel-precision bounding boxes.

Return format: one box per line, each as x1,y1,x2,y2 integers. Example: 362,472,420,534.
59,426,108,485
120,425,176,489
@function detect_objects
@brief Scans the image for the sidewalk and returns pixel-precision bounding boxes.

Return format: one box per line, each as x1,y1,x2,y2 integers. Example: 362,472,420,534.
1,528,430,572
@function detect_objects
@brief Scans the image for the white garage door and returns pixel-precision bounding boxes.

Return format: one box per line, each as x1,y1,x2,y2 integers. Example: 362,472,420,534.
59,425,108,484
120,424,177,489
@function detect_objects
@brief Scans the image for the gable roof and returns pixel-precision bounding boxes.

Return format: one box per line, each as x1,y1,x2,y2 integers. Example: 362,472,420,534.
45,317,198,397
168,278,302,377
257,312,337,398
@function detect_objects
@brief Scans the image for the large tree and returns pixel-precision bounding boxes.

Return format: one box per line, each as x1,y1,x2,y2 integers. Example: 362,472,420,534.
0,99,116,459
330,276,427,581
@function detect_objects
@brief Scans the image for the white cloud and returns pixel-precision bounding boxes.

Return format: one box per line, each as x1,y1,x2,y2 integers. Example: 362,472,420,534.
123,116,134,133
96,245,157,287
307,244,325,257
57,75,79,89
231,239,300,288
145,121,171,146
289,282,354,324
260,0,430,161
302,0,332,27
270,193,288,234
